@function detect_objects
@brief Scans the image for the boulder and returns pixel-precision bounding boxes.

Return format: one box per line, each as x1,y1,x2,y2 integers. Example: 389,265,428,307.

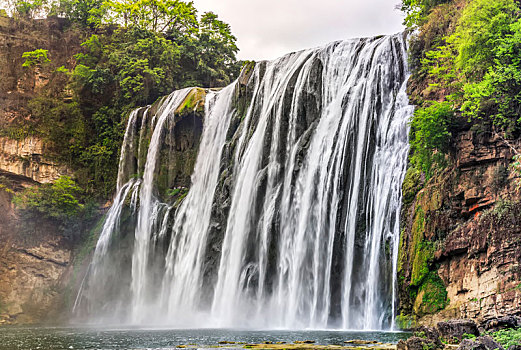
414,325,442,346
397,336,439,350
482,316,521,332
476,336,504,350
458,339,487,350
438,319,480,343
457,336,504,350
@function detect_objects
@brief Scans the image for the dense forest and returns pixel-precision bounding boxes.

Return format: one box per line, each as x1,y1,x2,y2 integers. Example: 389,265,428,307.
0,0,241,239
402,0,521,177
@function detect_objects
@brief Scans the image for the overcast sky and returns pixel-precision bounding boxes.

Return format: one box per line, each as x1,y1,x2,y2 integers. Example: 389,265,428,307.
192,0,406,61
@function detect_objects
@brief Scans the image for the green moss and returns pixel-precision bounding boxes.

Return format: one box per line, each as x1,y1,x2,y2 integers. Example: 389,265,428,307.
417,271,448,315
403,167,423,205
396,313,417,330
242,60,255,77
410,205,436,286
176,88,206,117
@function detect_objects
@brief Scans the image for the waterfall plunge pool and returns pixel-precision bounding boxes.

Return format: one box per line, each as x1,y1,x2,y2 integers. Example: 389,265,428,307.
0,327,411,350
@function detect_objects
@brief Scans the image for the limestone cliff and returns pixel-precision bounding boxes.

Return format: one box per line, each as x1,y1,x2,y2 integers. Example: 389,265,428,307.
0,177,72,324
398,128,521,326
0,136,71,183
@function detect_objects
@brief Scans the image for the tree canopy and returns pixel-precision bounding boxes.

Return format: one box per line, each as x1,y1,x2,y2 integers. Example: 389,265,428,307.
5,0,241,198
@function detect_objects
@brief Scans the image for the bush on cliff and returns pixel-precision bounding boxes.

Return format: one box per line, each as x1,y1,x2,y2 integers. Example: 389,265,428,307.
405,0,521,175
13,176,97,239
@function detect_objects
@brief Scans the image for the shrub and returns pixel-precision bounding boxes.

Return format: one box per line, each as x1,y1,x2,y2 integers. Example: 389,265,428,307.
22,49,50,68
491,328,521,348
13,176,96,239
410,101,454,175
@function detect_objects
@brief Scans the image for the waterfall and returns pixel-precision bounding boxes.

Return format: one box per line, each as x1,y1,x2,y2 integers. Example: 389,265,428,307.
74,33,414,330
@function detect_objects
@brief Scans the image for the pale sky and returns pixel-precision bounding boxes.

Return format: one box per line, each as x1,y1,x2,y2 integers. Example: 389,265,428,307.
192,0,406,61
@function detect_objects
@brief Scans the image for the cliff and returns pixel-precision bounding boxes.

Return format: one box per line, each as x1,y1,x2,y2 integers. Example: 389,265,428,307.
398,129,521,326
0,16,82,324
397,0,521,327
0,175,72,324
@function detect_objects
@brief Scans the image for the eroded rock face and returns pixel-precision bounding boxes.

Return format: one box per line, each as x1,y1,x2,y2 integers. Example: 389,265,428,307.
0,17,79,184
0,184,72,325
0,136,71,183
399,129,521,325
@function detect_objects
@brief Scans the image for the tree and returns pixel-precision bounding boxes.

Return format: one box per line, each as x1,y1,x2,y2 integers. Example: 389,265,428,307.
9,0,47,18
57,0,106,27
194,11,239,87
105,0,197,33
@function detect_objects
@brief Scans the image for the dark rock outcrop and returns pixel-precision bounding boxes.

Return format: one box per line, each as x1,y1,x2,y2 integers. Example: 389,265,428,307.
398,336,441,350
483,316,521,332
437,319,480,343
457,336,504,350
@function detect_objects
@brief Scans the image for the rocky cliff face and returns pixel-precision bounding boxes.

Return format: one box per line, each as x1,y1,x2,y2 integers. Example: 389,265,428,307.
0,17,84,324
0,16,79,182
0,177,73,325
0,136,71,183
399,128,521,326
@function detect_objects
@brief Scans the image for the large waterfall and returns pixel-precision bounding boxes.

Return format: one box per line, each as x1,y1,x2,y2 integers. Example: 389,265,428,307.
73,34,414,330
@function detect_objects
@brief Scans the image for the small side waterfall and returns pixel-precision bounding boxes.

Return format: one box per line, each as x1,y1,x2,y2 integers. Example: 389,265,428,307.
74,34,414,330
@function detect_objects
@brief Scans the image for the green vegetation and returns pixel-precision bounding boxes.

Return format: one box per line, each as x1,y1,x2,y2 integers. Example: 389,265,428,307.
405,0,521,176
400,0,451,28
3,0,240,198
409,101,453,176
21,49,50,67
417,271,448,315
491,328,521,349
12,176,97,239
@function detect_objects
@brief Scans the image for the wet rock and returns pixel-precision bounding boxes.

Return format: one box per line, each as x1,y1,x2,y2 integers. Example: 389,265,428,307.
457,336,503,350
397,336,439,350
414,325,442,346
482,316,521,332
437,319,480,343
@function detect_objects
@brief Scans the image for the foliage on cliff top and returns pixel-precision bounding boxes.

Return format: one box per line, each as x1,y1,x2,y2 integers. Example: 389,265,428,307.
3,0,241,198
404,0,521,175
21,49,50,67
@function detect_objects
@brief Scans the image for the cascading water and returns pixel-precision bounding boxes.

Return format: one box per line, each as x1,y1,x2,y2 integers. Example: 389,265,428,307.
74,33,414,330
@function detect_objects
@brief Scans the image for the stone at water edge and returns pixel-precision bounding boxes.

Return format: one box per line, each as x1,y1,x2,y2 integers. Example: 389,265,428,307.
397,336,441,350
437,319,480,343
414,325,443,346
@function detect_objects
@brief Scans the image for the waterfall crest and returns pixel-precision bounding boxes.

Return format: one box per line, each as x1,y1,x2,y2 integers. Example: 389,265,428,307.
74,33,414,330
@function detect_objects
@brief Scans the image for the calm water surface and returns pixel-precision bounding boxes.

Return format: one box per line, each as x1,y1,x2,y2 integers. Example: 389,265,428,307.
0,327,410,350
